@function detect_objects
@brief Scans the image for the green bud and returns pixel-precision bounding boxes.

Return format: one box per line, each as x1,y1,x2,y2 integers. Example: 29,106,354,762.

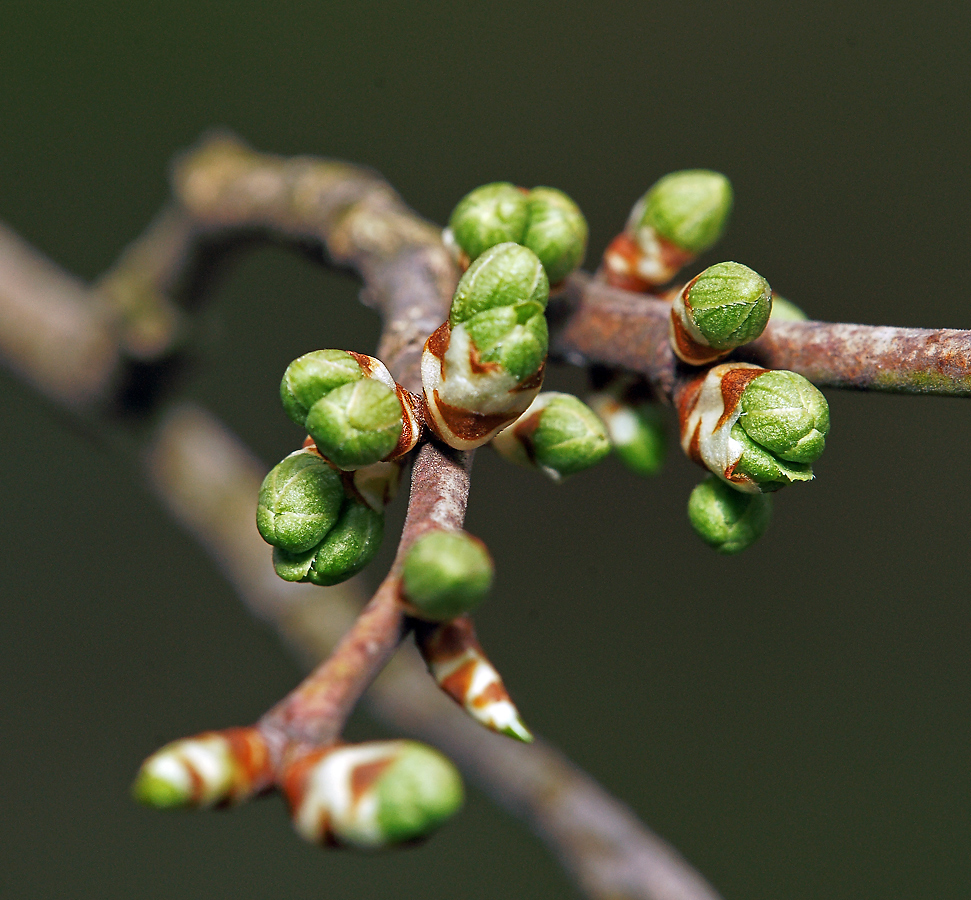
448,183,587,283
522,187,588,283
448,182,529,262
738,371,830,464
725,370,829,489
449,242,549,326
605,401,667,477
305,378,403,470
280,349,363,427
402,531,494,621
679,261,772,352
373,743,464,845
256,450,344,552
493,392,610,481
291,740,463,848
272,500,384,585
634,170,733,254
768,294,808,322
688,476,773,553
306,500,384,586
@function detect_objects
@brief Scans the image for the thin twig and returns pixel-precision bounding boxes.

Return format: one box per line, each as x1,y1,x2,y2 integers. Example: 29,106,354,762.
553,273,971,399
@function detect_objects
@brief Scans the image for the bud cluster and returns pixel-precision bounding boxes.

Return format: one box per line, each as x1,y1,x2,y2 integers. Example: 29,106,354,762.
491,391,610,481
679,362,830,493
445,182,588,284
604,170,732,290
283,740,464,849
422,243,549,449
257,447,390,586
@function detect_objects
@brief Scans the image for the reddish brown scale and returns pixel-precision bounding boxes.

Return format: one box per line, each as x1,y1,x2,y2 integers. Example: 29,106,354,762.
676,374,704,432
223,727,274,793
349,758,394,807
469,341,502,375
687,422,703,466
431,391,520,443
347,350,378,376
419,617,470,659
388,385,424,459
471,681,507,709
714,367,769,430
603,233,652,292
425,322,450,378
513,362,546,393
670,310,712,364
440,659,478,704
278,746,331,811
657,236,694,274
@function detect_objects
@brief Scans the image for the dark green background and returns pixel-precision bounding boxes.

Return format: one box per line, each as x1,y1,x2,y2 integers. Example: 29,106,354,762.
3,2,971,897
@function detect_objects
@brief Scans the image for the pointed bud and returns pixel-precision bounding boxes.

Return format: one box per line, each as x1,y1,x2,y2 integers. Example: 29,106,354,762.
588,391,667,476
417,617,533,742
305,379,404,470
132,727,273,809
422,243,548,450
492,392,610,481
669,262,772,365
679,363,829,492
256,449,345,552
284,741,463,849
447,184,587,284
273,499,383,586
688,476,773,553
604,170,732,290
768,293,808,322
401,530,493,621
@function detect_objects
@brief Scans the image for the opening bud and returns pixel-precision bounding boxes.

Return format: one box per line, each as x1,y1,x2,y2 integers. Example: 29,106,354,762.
305,378,404,470
422,243,549,450
286,741,463,849
670,261,772,365
492,392,610,481
446,182,587,283
273,499,383,586
679,363,830,492
132,728,273,809
256,449,345,552
401,530,494,621
280,349,365,427
688,476,773,553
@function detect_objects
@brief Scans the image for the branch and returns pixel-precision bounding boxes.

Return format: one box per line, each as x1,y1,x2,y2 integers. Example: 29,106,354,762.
554,274,971,399
0,134,725,900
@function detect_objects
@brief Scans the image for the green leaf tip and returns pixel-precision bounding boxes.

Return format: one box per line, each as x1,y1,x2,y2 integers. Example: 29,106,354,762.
131,769,191,809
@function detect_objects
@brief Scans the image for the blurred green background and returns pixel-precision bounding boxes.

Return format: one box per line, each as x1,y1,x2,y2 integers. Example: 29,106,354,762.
3,2,971,897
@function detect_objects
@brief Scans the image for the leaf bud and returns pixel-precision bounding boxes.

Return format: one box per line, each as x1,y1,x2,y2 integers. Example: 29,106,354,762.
687,476,773,553
132,727,273,809
256,449,344,552
669,261,772,365
492,392,610,481
305,378,404,470
604,170,732,290
588,391,667,476
284,741,463,849
446,183,587,283
401,530,494,621
273,499,384,586
679,363,829,493
417,617,533,742
422,243,549,450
